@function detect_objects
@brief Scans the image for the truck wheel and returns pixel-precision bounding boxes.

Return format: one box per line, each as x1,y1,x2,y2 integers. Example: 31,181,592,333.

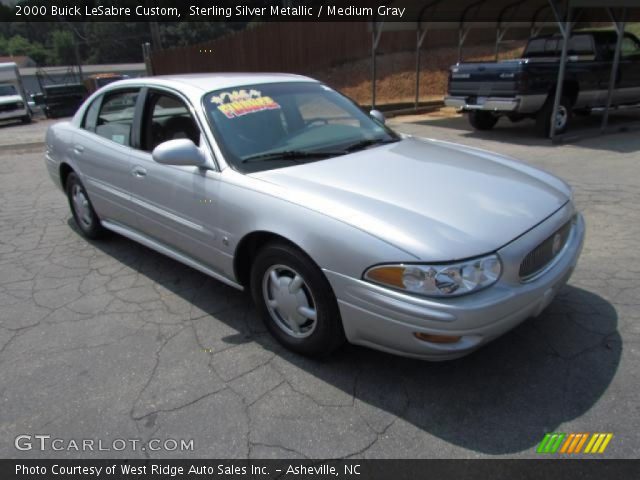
468,111,498,131
250,242,345,357
537,95,572,137
21,111,32,124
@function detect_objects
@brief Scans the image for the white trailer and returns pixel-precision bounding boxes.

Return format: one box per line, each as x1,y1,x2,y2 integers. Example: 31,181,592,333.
0,62,31,123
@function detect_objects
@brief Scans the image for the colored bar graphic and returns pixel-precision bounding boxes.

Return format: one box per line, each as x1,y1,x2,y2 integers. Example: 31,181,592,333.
537,434,553,453
539,433,613,454
537,433,567,453
574,433,589,453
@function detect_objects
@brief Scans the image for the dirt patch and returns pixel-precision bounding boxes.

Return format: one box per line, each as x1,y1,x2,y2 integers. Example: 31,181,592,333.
312,41,525,106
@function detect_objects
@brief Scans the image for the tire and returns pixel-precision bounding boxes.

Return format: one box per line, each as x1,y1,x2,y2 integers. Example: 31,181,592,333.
250,242,345,357
536,95,572,137
65,172,105,239
21,110,32,124
468,111,498,131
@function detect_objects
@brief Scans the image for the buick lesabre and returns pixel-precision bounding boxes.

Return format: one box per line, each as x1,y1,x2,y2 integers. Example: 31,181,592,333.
45,74,585,360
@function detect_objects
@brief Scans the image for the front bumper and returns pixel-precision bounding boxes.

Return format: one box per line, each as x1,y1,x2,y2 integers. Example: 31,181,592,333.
325,203,585,360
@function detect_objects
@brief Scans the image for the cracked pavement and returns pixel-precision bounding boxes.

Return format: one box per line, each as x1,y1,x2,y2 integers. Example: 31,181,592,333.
0,114,638,459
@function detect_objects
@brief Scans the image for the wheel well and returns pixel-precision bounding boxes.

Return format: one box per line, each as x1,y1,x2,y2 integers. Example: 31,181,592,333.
233,231,303,287
59,163,73,190
549,81,579,106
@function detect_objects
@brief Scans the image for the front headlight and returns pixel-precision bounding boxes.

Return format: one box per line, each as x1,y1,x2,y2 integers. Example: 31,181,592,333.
364,254,502,298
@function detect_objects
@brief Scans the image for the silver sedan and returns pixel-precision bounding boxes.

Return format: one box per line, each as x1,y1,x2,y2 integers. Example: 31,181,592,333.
44,74,585,360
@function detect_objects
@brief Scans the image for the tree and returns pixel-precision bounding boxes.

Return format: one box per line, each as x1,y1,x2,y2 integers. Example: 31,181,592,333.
0,34,48,64
49,30,76,65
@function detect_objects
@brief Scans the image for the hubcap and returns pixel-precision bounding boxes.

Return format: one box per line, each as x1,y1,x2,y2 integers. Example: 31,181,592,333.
555,105,568,130
71,184,92,229
262,265,318,338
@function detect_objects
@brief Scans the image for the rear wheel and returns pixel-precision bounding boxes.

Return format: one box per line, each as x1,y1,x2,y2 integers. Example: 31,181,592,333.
468,111,498,131
66,172,105,239
250,242,345,357
536,95,572,137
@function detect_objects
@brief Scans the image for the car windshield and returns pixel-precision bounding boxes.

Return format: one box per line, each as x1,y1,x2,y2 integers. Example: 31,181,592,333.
203,82,399,172
0,84,18,96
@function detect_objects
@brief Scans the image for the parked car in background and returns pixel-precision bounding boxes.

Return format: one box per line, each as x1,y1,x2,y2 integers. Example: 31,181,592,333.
45,74,584,360
0,62,32,123
446,30,640,136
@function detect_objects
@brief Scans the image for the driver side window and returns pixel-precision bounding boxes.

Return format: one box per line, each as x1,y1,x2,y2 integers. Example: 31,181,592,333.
142,92,200,152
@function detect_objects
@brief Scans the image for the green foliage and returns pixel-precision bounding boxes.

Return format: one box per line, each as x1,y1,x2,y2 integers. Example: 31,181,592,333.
0,34,48,64
49,30,76,65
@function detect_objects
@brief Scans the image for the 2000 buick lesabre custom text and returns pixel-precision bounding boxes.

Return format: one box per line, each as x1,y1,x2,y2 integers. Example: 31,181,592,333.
44,74,585,360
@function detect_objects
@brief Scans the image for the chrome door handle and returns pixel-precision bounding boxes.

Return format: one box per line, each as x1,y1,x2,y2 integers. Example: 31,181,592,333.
73,145,84,154
132,166,147,177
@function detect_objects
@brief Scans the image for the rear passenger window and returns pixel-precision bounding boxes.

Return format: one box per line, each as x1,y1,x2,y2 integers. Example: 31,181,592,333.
95,90,139,146
621,35,640,58
82,97,101,132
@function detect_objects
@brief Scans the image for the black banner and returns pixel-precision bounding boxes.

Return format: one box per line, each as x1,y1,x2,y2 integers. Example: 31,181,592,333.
3,460,640,480
2,0,640,23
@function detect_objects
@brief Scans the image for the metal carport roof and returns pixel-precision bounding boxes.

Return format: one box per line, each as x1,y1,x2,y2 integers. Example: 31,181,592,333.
368,0,640,140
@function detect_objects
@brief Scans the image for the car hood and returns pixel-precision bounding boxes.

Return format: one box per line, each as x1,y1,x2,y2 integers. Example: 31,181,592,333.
0,94,23,105
251,137,570,261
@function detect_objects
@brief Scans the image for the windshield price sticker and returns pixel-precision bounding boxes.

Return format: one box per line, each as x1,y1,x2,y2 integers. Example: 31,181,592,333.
211,89,281,119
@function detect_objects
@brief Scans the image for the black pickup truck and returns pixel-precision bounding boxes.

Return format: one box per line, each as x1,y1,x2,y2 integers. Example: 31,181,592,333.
445,30,640,136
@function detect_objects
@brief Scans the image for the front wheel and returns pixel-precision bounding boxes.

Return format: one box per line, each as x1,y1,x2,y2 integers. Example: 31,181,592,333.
468,111,498,131
250,242,345,357
66,172,105,239
536,95,572,137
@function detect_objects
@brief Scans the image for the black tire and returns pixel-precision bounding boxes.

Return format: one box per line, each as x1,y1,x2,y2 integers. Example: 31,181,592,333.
65,172,105,239
468,111,498,131
21,111,32,124
536,95,572,137
250,242,345,357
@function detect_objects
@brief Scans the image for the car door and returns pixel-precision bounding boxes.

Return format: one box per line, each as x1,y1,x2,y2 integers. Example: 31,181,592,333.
127,88,226,271
73,88,140,228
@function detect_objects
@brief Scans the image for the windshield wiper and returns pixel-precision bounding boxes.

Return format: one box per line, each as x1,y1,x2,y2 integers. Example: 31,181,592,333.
241,150,343,164
342,137,399,153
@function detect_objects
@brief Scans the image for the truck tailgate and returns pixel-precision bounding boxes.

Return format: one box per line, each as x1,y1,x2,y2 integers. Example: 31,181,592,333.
449,60,525,97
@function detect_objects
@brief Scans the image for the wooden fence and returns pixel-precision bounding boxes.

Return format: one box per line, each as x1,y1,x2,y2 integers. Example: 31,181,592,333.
149,22,509,76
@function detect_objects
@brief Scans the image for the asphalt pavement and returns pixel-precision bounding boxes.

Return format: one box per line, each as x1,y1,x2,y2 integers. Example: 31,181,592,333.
0,111,638,458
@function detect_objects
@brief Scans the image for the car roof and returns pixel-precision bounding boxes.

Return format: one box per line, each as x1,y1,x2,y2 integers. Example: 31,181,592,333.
107,72,318,97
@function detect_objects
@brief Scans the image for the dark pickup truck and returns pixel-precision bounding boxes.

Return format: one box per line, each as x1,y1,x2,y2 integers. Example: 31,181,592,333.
445,30,640,136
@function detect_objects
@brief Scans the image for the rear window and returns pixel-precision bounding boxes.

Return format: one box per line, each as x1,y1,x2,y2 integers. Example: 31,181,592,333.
524,34,594,58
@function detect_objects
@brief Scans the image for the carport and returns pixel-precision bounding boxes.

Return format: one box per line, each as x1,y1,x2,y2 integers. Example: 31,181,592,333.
369,0,640,140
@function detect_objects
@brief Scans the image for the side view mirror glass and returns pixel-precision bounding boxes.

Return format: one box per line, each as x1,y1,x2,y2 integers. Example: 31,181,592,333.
152,139,207,168
369,109,386,124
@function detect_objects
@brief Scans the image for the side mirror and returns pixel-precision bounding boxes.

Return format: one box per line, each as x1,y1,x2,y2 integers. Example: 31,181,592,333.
152,139,207,168
369,109,386,125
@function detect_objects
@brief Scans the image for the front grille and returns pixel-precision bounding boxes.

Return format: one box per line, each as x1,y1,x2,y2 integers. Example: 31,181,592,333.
0,102,20,113
519,220,572,280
